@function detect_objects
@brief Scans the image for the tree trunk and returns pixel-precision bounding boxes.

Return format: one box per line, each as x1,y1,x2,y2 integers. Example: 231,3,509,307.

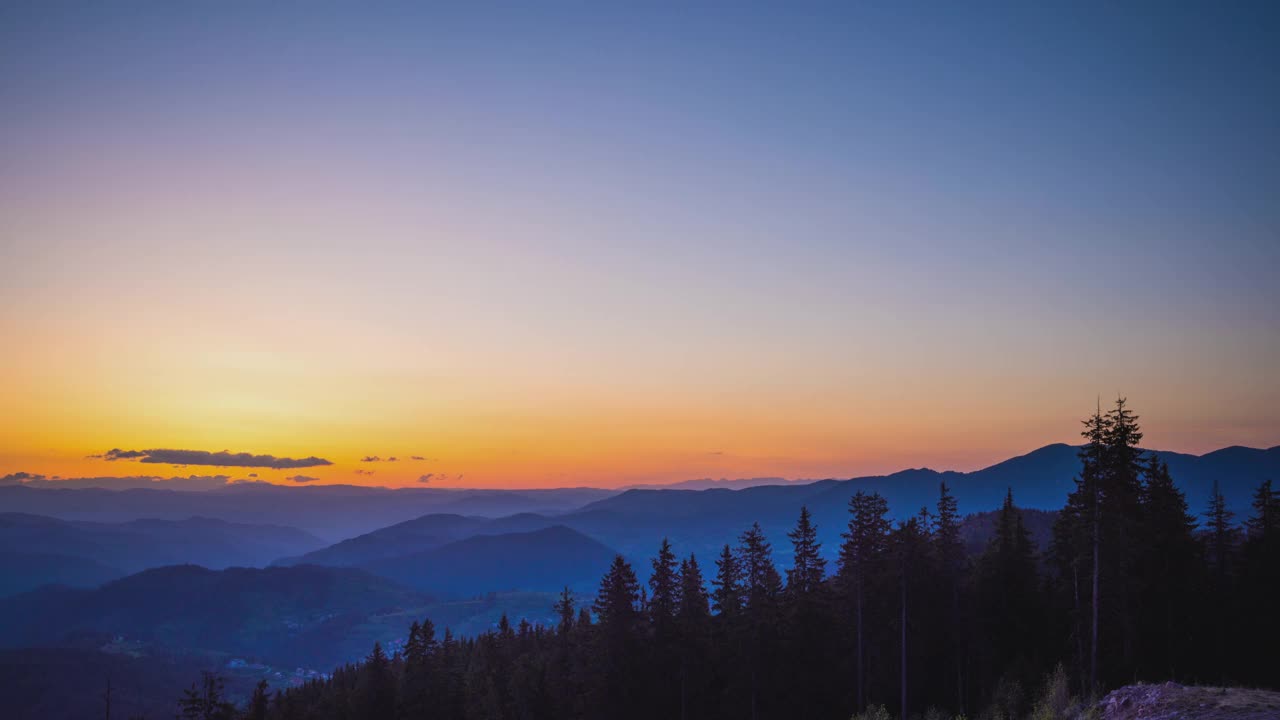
680,657,687,720
953,582,963,716
856,579,864,712
1091,489,1100,694
900,569,908,720
1072,560,1085,690
751,667,757,720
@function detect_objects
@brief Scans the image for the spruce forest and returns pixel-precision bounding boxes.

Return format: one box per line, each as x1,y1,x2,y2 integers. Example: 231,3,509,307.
174,400,1280,720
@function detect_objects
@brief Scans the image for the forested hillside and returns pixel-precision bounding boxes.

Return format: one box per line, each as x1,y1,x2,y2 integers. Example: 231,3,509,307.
175,400,1279,720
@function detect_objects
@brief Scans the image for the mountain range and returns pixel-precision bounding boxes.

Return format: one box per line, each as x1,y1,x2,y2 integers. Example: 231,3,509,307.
362,525,617,598
5,443,1273,582
0,513,325,597
0,485,615,542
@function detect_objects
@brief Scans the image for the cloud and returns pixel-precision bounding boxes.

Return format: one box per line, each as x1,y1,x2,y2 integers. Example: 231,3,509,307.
1,471,47,485
286,475,320,483
99,448,332,469
248,473,258,478
91,449,144,459
410,456,426,461
418,473,434,484
361,456,380,463
355,468,376,476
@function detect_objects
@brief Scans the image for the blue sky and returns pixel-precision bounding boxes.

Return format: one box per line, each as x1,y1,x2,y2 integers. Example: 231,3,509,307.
2,2,1277,486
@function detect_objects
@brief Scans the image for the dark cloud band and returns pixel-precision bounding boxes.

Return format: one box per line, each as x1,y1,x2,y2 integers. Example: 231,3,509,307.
99,448,332,469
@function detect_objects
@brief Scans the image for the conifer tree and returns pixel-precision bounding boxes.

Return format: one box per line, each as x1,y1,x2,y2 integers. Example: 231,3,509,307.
1246,479,1278,540
554,586,576,635
933,481,967,713
711,544,743,617
786,506,826,596
1081,403,1107,693
737,522,783,720
1052,398,1144,691
1204,477,1237,682
678,555,710,627
358,642,396,720
1100,398,1145,680
838,490,892,712
1135,454,1199,680
591,554,643,717
890,515,933,720
246,680,269,720
975,490,1041,703
1206,478,1236,576
677,555,711,720
1241,479,1280,686
739,522,783,610
649,538,679,635
177,672,235,720
398,621,429,720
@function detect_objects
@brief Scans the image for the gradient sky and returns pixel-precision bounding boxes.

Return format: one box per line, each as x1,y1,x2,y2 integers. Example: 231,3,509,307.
2,2,1278,489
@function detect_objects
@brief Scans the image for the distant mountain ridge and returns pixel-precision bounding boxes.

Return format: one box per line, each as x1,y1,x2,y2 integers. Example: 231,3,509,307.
274,512,556,567
622,477,798,491
0,485,616,542
362,525,618,598
0,513,326,597
556,443,1278,562
1,443,1272,560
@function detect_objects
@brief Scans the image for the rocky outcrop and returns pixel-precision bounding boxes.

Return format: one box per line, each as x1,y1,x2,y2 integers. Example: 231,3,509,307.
1098,682,1280,720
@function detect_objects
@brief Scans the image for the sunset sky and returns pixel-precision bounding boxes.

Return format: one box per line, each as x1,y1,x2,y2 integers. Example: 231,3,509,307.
2,3,1278,489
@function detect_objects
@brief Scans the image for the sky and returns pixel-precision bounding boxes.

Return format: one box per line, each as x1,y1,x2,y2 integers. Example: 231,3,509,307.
2,2,1278,489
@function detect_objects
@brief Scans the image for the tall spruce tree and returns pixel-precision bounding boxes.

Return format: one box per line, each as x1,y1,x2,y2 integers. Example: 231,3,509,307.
739,522,783,611
1051,398,1144,692
1204,477,1237,683
648,538,682,717
1135,454,1199,680
398,620,429,720
650,538,680,636
358,642,396,720
712,543,744,617
933,481,967,714
1246,479,1278,540
738,522,783,720
786,506,826,595
594,554,642,632
1206,478,1236,577
591,554,643,719
889,514,932,720
245,680,269,720
837,490,892,713
678,555,711,627
1101,398,1144,681
1242,479,1280,686
975,490,1041,707
677,555,711,720
554,586,576,635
